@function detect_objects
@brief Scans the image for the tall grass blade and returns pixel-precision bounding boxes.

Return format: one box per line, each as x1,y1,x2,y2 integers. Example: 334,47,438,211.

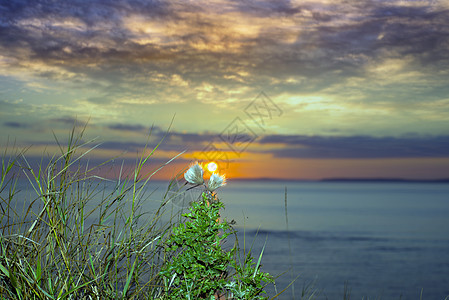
122,259,137,299
284,185,296,299
270,274,301,299
253,235,268,279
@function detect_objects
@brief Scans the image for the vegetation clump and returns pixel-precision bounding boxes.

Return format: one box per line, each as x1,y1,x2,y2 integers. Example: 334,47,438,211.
0,127,274,299
159,163,273,299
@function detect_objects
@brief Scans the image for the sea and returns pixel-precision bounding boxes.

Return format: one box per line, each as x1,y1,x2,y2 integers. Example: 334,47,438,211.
216,180,449,300
5,179,449,299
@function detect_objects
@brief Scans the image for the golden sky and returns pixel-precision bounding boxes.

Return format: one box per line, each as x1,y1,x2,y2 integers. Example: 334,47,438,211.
1,0,449,180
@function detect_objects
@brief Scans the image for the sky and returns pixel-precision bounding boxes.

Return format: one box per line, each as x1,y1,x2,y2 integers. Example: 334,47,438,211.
1,0,449,180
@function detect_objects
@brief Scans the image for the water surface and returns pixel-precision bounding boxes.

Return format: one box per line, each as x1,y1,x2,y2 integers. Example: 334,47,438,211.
6,179,449,299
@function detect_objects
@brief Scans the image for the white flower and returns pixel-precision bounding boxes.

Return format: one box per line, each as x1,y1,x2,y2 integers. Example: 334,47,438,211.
207,173,226,192
184,162,204,185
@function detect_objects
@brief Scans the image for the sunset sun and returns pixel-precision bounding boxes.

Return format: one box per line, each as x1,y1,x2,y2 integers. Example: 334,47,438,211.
206,162,218,173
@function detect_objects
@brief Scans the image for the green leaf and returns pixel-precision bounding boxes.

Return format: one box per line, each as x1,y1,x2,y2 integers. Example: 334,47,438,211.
122,259,137,299
0,262,9,277
253,236,268,279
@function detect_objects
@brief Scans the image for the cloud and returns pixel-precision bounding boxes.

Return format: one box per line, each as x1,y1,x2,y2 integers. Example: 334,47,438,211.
105,123,216,142
91,130,449,160
98,141,147,152
2,0,447,90
1,0,449,140
259,134,449,159
97,128,217,151
108,123,147,132
51,116,86,125
3,121,30,129
167,132,217,144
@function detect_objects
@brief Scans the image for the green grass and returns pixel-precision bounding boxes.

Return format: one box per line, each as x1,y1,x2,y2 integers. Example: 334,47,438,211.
0,125,187,299
0,126,278,299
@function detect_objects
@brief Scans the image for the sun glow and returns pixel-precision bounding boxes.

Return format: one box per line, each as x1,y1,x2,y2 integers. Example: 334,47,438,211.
207,162,218,173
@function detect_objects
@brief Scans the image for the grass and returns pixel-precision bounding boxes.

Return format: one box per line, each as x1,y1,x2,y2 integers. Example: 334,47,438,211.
0,125,189,299
0,126,277,299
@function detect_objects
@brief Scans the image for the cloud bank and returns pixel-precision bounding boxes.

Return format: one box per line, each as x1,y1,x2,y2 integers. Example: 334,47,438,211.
1,0,448,109
1,0,449,179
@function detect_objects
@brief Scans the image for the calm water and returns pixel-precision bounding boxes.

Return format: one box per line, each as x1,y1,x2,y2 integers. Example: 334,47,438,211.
217,181,449,299
6,179,449,299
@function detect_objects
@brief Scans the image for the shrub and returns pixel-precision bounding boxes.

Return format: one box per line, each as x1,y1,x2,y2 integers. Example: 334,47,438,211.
159,165,273,300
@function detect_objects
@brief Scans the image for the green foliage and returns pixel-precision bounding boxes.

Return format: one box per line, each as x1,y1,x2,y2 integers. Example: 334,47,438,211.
0,125,275,299
0,125,183,299
159,192,273,299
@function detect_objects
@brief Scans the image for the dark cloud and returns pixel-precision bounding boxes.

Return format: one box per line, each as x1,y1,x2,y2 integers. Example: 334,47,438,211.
3,121,30,129
370,6,449,59
1,0,447,94
98,130,214,151
231,0,302,16
259,134,449,159
98,141,147,152
108,123,147,132
97,139,189,154
168,132,216,144
91,130,449,160
93,130,449,160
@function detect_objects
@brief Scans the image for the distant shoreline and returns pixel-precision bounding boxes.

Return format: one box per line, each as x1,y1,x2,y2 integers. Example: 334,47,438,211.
229,177,449,183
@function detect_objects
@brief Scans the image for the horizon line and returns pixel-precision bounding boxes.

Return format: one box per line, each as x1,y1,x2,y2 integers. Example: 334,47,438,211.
227,177,449,183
